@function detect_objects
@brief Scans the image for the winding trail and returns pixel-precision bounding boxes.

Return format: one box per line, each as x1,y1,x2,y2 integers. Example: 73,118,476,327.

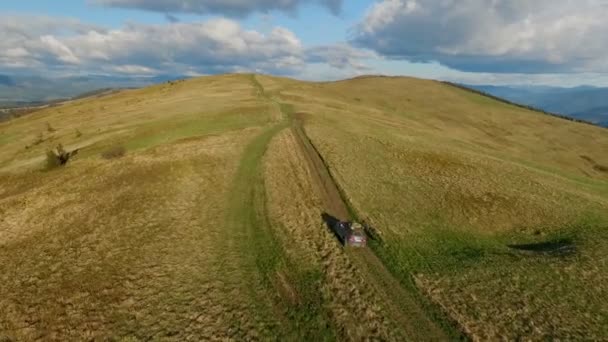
290,112,452,341
221,76,296,338
243,75,453,340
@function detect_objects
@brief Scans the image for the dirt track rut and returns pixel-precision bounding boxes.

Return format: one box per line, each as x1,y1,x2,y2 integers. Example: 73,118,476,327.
290,114,451,341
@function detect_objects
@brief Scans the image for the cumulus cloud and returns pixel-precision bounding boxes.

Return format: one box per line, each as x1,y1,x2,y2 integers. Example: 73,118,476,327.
306,44,377,71
68,19,306,74
0,15,101,70
110,64,158,74
40,35,81,64
353,0,608,73
0,15,310,76
93,0,343,16
0,14,379,79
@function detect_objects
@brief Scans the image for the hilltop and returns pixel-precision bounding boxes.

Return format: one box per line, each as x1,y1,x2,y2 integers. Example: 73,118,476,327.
1,74,607,340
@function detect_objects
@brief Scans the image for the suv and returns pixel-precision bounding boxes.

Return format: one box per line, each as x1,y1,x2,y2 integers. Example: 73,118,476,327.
333,221,367,247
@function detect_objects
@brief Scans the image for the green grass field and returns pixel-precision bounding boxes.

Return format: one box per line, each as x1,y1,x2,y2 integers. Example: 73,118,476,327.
268,75,608,339
0,73,607,340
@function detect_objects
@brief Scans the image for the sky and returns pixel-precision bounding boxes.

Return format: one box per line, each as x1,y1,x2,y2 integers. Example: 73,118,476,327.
3,0,608,86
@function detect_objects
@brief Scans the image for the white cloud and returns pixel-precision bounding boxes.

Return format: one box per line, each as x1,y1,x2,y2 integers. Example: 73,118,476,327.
92,0,342,16
353,0,608,73
360,59,608,87
0,15,101,70
110,64,158,74
0,14,379,80
4,48,29,58
306,44,377,71
40,35,81,64
0,15,309,76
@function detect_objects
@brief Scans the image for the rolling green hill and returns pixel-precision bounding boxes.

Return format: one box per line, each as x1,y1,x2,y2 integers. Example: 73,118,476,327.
1,74,607,340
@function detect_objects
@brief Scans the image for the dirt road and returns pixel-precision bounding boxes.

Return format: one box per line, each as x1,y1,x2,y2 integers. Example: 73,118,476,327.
290,113,452,341
250,74,453,340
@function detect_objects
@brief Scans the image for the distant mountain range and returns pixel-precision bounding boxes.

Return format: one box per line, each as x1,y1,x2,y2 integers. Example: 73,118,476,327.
0,75,16,87
467,84,608,128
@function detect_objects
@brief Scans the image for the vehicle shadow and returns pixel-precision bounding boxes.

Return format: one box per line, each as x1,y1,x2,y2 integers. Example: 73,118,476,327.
321,212,346,246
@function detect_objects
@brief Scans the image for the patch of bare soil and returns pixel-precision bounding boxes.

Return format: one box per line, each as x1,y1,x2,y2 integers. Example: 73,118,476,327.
291,113,349,221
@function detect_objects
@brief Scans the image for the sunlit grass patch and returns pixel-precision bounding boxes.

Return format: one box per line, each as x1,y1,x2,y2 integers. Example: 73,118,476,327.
263,130,403,340
268,75,608,339
0,130,272,340
124,107,273,151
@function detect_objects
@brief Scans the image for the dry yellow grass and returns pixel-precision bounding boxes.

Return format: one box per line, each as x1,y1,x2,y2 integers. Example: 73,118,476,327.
2,73,608,340
415,234,608,340
254,74,608,339
1,74,420,340
0,74,274,172
263,130,402,340
268,75,608,180
0,130,278,340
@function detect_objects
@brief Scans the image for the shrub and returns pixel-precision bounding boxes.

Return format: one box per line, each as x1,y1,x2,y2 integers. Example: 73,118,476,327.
101,145,126,160
75,129,83,138
45,150,62,169
45,144,78,170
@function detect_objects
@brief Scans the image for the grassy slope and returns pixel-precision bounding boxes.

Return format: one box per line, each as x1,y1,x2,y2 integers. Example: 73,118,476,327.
0,75,275,171
0,74,418,340
264,130,405,340
261,75,608,340
0,74,291,340
1,73,608,340
0,75,281,339
0,131,270,340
